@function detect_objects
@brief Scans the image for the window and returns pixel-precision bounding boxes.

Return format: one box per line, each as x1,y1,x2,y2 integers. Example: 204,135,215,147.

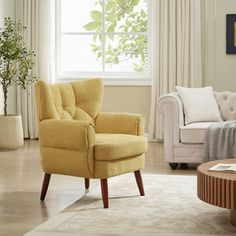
56,0,151,85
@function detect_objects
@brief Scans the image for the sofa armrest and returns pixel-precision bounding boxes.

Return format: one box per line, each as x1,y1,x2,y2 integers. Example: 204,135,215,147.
157,93,184,162
95,112,145,136
39,119,95,150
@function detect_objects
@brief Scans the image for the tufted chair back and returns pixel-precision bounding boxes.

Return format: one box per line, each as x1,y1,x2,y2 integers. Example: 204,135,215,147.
35,79,104,123
214,92,236,121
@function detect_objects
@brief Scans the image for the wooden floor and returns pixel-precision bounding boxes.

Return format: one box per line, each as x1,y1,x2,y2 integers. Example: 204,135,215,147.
0,140,198,236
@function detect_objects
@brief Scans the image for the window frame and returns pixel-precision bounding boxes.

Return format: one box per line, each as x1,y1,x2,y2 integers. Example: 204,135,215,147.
55,0,153,86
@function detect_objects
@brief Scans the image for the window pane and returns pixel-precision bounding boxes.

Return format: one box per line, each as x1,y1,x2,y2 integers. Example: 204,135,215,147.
105,0,148,33
61,0,102,33
61,35,102,72
58,0,150,76
105,34,148,72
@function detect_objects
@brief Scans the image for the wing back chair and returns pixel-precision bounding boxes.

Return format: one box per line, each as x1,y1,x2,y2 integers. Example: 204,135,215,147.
35,79,148,208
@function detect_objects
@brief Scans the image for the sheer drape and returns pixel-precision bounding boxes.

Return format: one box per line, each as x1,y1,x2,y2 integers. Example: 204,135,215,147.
148,0,203,141
16,0,55,139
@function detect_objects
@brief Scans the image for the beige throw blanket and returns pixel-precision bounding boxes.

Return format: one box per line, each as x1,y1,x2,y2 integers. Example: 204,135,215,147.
203,121,236,162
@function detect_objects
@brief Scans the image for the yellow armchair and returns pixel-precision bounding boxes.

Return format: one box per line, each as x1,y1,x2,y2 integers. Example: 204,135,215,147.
35,79,148,208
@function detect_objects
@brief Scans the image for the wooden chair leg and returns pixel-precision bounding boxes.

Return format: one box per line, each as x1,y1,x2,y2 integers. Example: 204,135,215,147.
134,170,145,196
85,178,90,189
100,179,109,208
40,173,51,201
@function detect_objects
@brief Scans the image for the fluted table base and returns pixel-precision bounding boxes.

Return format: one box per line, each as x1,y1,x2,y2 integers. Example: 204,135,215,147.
230,210,236,226
197,159,236,227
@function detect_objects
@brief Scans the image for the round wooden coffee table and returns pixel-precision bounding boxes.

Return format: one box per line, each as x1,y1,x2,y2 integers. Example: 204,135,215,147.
197,159,236,226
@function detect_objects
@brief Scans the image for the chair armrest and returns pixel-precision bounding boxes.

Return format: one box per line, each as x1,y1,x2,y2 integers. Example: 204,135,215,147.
95,112,145,136
157,93,184,162
39,119,95,150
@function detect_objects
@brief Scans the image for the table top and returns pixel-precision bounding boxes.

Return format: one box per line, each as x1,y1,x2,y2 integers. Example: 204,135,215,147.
197,158,236,181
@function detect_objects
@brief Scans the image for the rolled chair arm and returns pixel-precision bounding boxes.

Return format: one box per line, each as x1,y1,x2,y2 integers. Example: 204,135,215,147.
39,119,95,150
157,93,184,162
95,112,145,136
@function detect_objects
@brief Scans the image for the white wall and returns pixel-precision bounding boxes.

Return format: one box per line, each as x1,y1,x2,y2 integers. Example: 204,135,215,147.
0,0,16,115
204,0,236,91
103,86,151,129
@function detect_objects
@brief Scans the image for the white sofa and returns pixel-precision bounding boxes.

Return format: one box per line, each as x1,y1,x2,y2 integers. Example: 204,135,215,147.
157,91,236,169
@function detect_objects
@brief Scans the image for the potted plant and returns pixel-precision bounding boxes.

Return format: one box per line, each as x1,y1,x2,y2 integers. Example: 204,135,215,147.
0,17,37,149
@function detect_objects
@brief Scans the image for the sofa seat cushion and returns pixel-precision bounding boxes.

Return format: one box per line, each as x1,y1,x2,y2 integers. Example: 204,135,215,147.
95,134,148,161
180,122,219,144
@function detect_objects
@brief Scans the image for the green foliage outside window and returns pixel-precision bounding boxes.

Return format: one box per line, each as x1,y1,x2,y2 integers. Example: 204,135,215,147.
84,0,148,72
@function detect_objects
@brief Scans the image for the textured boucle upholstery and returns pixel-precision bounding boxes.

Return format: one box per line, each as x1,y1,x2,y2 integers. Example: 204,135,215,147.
35,79,103,122
96,112,145,135
95,134,148,161
94,154,145,179
35,79,147,179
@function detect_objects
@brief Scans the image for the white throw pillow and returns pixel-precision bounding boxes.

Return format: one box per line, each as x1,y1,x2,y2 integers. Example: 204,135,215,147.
176,86,222,124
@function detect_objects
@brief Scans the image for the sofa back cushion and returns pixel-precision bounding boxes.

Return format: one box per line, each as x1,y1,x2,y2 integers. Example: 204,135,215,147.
35,79,104,122
214,92,236,121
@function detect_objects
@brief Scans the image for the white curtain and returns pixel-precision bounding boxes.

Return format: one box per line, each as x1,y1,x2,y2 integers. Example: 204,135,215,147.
148,0,203,141
15,0,55,139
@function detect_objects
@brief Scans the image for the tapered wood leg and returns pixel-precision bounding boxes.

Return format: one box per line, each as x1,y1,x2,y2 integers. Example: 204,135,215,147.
85,178,90,189
40,173,51,201
100,179,109,208
134,170,145,196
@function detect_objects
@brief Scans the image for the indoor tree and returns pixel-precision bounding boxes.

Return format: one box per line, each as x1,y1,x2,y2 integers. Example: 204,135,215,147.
0,17,37,116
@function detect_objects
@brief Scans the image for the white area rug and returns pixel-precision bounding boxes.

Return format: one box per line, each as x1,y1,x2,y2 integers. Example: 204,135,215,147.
25,174,236,236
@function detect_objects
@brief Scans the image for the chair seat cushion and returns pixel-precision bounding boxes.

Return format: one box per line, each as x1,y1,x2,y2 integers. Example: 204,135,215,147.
180,122,219,144
95,134,148,161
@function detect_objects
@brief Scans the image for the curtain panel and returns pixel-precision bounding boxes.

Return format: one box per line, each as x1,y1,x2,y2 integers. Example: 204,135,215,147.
15,0,55,139
148,0,203,141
